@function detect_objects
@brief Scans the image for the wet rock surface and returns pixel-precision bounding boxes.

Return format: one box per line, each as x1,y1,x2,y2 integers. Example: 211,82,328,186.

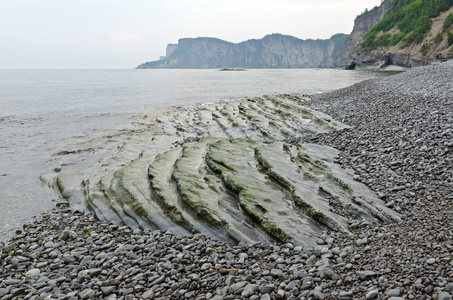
46,92,391,245
1,61,452,299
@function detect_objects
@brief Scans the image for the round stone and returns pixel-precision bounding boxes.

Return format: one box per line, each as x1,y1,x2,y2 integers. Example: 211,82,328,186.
426,258,436,264
26,268,41,278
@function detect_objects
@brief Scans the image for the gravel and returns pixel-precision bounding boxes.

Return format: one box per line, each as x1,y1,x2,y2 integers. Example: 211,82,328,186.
1,60,452,299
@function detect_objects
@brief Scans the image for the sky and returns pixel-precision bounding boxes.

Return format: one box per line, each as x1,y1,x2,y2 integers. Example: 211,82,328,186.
0,0,382,69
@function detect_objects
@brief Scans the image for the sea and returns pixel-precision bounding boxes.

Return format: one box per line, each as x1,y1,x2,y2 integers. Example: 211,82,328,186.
0,68,385,243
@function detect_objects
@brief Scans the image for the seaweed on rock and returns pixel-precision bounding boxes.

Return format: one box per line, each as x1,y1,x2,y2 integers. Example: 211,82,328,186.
148,148,187,225
206,139,323,244
52,94,399,246
172,138,228,228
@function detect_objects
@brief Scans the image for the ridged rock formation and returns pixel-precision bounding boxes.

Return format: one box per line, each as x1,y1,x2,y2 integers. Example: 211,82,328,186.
47,95,399,246
137,34,348,69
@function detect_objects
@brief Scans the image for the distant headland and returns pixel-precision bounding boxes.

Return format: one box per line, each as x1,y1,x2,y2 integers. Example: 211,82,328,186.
136,34,348,69
137,0,453,69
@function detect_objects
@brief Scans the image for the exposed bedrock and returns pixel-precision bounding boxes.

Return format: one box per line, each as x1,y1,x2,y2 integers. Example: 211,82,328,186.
47,94,399,245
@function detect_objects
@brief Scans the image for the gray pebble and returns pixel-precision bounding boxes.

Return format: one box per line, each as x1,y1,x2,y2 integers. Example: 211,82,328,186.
366,290,378,299
242,284,259,297
438,292,452,300
386,288,401,297
79,288,96,299
259,284,275,294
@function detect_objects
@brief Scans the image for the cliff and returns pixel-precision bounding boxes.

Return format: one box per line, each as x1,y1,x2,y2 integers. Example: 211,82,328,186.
136,34,348,69
346,0,453,68
337,0,395,66
166,44,178,57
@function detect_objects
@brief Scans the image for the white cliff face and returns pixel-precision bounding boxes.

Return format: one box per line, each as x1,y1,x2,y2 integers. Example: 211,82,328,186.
137,34,348,69
165,44,178,57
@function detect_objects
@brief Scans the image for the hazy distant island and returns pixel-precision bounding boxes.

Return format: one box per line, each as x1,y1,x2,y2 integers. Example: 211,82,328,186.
136,33,348,69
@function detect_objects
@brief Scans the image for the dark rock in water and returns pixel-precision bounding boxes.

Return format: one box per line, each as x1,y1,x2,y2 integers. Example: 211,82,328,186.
345,60,356,70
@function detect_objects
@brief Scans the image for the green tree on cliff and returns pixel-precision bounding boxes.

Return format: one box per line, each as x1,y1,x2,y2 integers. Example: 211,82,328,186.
362,0,453,49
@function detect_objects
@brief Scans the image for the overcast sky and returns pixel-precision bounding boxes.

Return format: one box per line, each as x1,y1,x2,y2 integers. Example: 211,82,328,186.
0,0,382,69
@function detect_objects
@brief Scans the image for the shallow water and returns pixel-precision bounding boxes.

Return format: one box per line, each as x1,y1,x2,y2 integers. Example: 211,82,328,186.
0,69,385,243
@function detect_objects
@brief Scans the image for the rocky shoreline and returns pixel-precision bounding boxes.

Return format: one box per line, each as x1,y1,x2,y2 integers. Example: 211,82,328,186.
1,61,452,299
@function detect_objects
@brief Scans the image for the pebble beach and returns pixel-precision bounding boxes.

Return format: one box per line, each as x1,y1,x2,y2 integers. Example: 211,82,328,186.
1,61,452,300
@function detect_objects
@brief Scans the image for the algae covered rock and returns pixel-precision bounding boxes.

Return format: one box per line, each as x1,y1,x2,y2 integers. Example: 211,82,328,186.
172,138,228,228
206,139,322,243
148,148,187,225
150,137,399,245
48,94,399,246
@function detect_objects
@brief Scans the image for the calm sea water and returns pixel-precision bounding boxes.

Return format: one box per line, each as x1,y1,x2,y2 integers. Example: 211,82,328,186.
0,69,384,243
